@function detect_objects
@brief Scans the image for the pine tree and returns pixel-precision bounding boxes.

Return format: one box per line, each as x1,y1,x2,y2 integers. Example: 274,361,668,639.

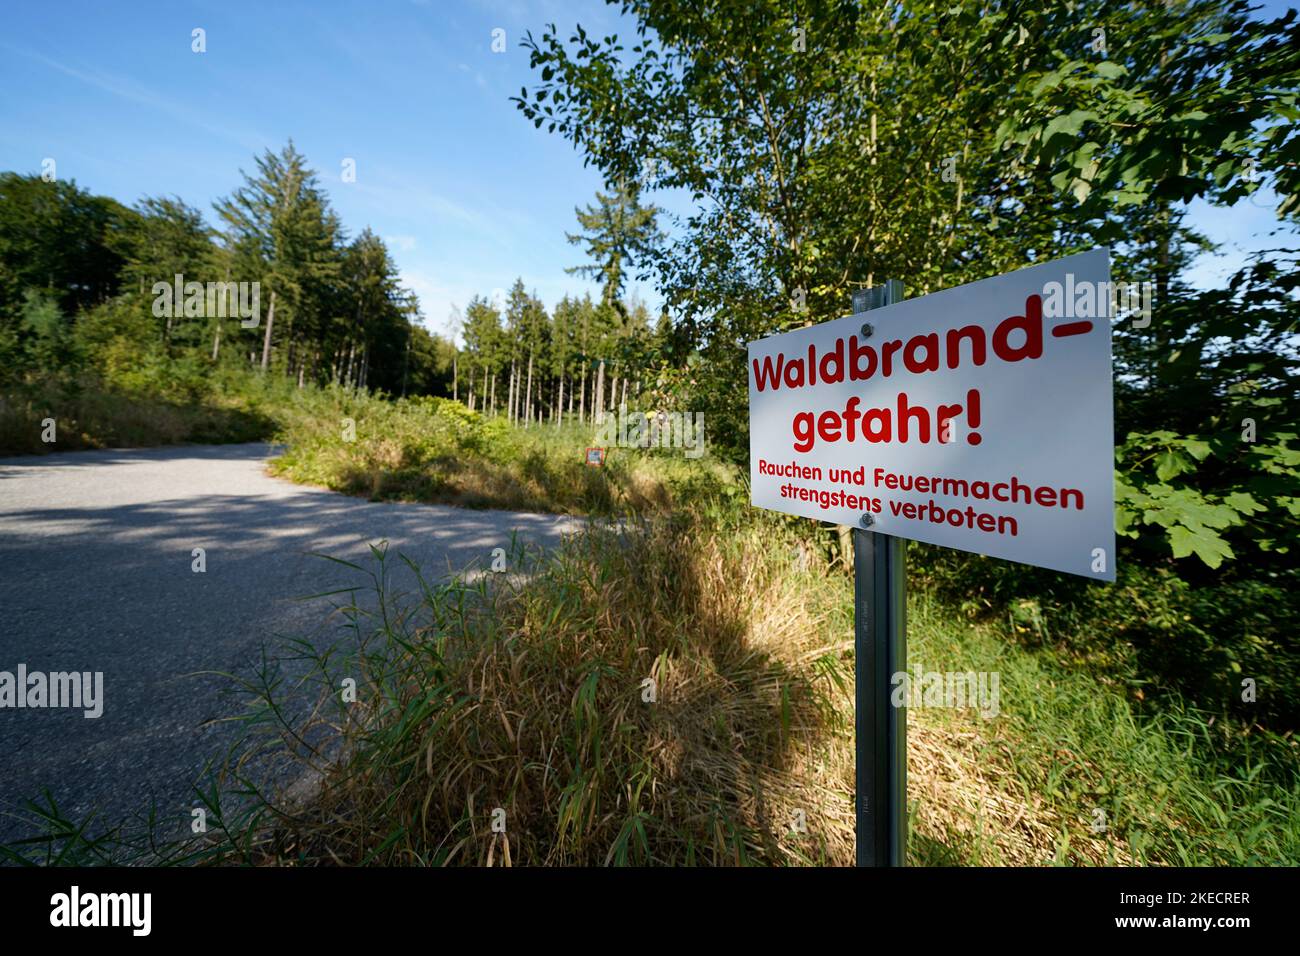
566,182,660,313
339,229,403,390
462,294,503,411
214,142,342,375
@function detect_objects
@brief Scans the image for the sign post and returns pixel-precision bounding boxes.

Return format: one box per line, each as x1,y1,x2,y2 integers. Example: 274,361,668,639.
746,251,1116,867
851,280,907,867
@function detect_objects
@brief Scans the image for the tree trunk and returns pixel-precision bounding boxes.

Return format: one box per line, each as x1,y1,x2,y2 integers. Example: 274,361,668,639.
525,350,534,428
452,355,458,402
557,376,565,427
595,359,605,424
508,361,516,423
260,290,277,372
401,335,410,397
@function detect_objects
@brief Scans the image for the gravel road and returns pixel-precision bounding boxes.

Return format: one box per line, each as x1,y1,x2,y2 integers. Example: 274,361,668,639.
0,443,581,850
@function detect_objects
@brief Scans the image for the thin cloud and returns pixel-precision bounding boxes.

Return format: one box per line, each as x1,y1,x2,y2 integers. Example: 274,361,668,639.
350,175,534,249
5,45,268,152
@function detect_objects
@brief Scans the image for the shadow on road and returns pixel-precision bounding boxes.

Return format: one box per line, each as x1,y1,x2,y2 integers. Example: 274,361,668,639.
0,443,581,850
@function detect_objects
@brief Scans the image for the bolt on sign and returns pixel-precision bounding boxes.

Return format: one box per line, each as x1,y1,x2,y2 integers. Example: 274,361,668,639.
748,250,1115,580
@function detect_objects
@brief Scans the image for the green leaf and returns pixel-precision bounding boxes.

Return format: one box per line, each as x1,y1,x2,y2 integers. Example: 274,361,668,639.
1223,491,1264,516
1169,525,1234,568
1044,109,1099,142
1155,449,1192,481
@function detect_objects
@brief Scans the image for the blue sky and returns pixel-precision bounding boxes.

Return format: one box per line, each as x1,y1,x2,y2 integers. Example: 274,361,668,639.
0,0,653,339
1,0,1294,341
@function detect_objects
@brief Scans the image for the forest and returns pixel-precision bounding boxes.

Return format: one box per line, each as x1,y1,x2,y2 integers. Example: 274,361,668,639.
0,145,668,419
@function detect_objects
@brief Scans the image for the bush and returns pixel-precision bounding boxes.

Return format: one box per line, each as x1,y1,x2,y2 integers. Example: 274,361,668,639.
910,542,1300,727
0,373,273,454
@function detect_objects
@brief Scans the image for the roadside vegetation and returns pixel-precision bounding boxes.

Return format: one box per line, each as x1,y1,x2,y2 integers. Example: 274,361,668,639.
208,500,1292,867
265,387,732,515
1,0,1297,866
6,477,1295,866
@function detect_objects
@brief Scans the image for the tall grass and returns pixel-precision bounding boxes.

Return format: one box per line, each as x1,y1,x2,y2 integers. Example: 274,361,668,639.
267,391,737,516
0,373,273,454
188,512,854,866
4,504,1272,867
904,598,1299,865
2,370,1293,866
4,502,1294,866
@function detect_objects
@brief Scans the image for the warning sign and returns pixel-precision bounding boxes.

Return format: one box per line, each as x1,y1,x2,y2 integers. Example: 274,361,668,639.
748,250,1115,579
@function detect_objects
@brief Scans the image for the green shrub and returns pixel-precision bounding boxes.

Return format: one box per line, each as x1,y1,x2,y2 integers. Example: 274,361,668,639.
911,542,1300,727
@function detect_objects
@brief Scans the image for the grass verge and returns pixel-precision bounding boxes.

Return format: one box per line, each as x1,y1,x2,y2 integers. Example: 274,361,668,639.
2,375,1292,866
14,504,1288,866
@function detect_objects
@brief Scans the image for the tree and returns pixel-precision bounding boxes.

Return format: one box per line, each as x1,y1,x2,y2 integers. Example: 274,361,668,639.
503,279,551,425
120,196,214,349
215,142,343,376
337,228,399,390
462,294,504,412
406,321,457,398
999,0,1300,224
518,0,1300,460
518,1,1072,450
566,183,660,312
0,172,133,376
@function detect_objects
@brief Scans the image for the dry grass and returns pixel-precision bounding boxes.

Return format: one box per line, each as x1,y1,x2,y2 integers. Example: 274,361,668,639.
198,508,1165,868
220,516,854,865
907,709,1134,866
7,503,1293,866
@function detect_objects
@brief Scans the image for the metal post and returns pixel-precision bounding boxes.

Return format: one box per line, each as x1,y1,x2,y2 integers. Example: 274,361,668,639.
851,279,907,867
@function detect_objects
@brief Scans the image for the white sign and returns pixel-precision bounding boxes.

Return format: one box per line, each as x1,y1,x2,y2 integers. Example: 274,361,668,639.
748,250,1115,580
